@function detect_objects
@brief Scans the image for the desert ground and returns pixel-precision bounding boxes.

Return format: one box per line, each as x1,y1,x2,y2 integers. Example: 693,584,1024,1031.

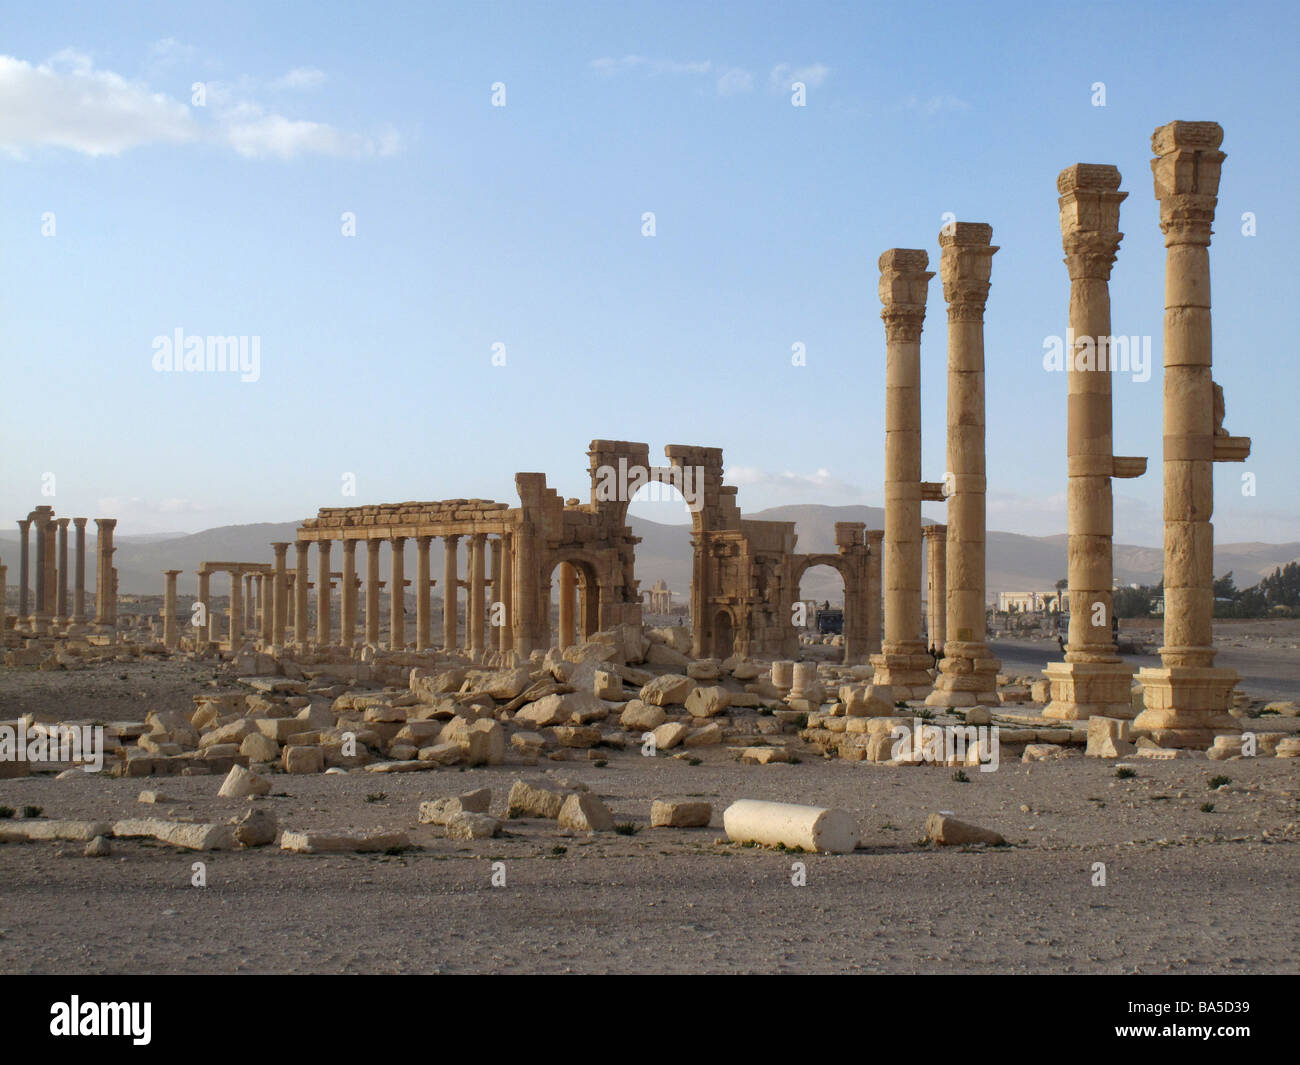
1,620,1297,975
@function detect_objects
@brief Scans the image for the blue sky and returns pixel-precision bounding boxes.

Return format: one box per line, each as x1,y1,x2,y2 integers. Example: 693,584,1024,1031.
1,0,1297,545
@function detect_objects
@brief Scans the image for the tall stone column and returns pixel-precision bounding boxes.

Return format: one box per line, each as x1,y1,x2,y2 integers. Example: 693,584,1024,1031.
245,575,256,634
415,536,433,650
469,533,486,659
259,573,272,645
72,518,87,625
55,518,70,624
33,517,49,632
500,534,515,656
294,541,310,649
16,519,31,621
389,537,407,650
271,543,290,647
927,223,1000,707
1136,121,1250,747
865,530,883,654
871,249,937,697
365,539,381,646
488,537,503,653
163,570,180,649
341,540,358,649
384,533,405,650
229,569,244,649
94,518,117,629
558,561,576,650
443,535,460,651
0,564,7,633
197,570,212,648
923,523,948,654
1044,164,1146,720
315,541,332,647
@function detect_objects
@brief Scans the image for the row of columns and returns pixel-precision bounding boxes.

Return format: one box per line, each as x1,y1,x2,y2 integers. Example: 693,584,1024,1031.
254,532,515,657
9,510,114,635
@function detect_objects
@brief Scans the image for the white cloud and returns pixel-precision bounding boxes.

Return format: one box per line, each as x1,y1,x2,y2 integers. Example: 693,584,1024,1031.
769,63,830,91
726,466,863,502
590,55,753,96
0,49,396,160
273,66,326,91
0,52,196,157
897,94,971,115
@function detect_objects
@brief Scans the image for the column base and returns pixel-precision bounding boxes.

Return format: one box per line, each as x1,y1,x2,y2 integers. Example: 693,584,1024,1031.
1133,665,1240,748
1042,659,1136,721
924,641,1000,708
869,647,935,700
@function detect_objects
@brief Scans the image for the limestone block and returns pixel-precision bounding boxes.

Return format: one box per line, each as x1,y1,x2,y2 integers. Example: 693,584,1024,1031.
684,722,723,747
645,643,691,668
233,807,278,847
514,693,570,728
112,818,238,851
925,814,1004,847
619,700,666,731
199,719,257,748
1021,743,1066,762
593,670,623,700
218,764,271,799
685,685,730,718
639,674,697,707
280,828,409,853
965,706,992,726
723,799,858,854
417,742,464,765
651,721,689,750
507,778,571,819
9,819,113,842
1274,737,1300,758
687,658,721,682
650,800,712,828
445,812,500,840
551,725,601,748
1085,717,1133,757
419,788,492,824
558,792,614,832
239,733,281,763
739,746,791,765
282,745,325,774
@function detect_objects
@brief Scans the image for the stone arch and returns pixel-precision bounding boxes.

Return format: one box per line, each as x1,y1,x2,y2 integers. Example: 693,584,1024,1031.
712,607,736,659
542,550,605,647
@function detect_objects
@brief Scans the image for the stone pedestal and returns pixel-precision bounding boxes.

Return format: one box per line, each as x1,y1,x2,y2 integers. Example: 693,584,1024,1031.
871,248,937,698
927,223,1000,708
1134,121,1249,747
1044,163,1144,721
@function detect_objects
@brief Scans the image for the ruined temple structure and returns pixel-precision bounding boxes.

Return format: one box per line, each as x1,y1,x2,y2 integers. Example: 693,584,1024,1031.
227,441,883,666
4,506,116,639
643,578,673,614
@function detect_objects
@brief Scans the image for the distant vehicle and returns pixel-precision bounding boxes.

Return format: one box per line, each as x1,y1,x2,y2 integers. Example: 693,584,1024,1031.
815,608,844,635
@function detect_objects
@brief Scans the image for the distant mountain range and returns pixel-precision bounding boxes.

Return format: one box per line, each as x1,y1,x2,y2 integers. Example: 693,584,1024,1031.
2,506,1296,606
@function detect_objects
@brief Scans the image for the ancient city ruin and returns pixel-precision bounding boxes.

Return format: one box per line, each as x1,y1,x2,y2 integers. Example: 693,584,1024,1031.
2,115,1294,983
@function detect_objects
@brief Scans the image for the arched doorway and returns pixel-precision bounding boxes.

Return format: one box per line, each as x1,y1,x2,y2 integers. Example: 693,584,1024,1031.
794,560,848,661
546,557,601,649
712,609,734,659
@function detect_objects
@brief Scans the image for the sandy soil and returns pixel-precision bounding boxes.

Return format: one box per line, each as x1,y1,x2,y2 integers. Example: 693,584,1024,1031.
2,627,1298,975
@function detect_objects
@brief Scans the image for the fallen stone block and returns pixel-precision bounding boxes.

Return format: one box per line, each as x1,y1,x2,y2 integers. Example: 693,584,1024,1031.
620,700,666,731
418,788,492,825
507,778,571,819
650,799,711,828
218,764,271,799
279,828,410,853
723,799,858,854
739,746,791,765
558,792,614,832
233,807,278,847
445,812,501,840
925,814,1005,847
639,674,697,707
112,818,238,851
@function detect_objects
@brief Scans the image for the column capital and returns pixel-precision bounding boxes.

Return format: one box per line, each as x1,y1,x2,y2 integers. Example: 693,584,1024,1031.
878,248,933,342
17,518,31,532
73,516,88,529
95,517,118,532
1057,164,1125,279
1150,121,1224,247
56,517,71,530
939,223,997,321
922,522,948,541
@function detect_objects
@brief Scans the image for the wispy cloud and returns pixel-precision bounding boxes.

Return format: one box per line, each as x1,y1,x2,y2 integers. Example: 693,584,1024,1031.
273,66,326,91
590,54,754,96
0,48,395,160
897,93,971,115
726,466,863,502
769,62,830,91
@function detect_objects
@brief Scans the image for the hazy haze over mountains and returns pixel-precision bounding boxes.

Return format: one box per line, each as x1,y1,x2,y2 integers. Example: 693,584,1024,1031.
4,506,1294,605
